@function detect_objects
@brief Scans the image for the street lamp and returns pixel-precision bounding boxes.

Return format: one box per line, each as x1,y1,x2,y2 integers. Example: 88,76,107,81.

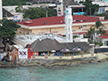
89,7,91,16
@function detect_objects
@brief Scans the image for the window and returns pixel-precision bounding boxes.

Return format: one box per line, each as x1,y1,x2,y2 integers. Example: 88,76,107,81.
83,25,87,27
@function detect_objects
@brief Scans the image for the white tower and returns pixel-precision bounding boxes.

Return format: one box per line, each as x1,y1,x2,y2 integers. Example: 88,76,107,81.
65,7,73,42
56,0,63,16
0,0,2,20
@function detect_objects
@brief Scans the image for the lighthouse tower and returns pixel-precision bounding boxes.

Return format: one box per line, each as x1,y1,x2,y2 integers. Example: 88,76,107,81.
65,7,73,42
0,0,2,20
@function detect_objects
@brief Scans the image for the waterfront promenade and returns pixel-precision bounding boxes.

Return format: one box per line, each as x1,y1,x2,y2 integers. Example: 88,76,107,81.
0,52,108,67
31,53,108,60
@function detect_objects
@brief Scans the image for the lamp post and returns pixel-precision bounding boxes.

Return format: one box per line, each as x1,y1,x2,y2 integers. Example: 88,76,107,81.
90,7,91,16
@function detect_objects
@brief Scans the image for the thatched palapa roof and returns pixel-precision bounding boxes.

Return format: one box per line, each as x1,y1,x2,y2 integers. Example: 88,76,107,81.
30,38,63,52
30,37,91,52
61,42,91,51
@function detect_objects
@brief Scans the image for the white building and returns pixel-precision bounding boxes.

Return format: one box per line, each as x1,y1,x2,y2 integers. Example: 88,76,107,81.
3,4,56,21
12,33,66,48
74,0,86,3
92,0,108,14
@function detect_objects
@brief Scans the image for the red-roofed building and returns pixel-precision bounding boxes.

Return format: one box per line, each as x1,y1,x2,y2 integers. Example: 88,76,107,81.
17,15,108,35
97,33,108,46
99,33,108,39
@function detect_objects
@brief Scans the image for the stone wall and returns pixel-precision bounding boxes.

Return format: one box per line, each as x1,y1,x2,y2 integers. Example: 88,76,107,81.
17,53,108,67
18,57,98,67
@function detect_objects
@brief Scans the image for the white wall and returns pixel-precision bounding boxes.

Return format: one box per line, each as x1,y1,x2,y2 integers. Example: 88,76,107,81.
103,39,108,46
0,0,2,20
74,0,85,3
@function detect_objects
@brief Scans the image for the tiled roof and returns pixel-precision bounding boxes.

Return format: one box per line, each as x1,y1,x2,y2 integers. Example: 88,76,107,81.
73,32,87,35
98,33,108,39
63,0,79,6
18,15,108,26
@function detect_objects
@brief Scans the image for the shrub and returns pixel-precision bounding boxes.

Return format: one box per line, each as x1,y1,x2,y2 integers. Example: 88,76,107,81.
94,42,98,45
98,43,103,46
88,39,93,44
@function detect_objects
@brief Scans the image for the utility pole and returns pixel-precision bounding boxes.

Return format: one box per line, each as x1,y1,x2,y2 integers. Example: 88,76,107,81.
90,7,91,16
46,10,48,17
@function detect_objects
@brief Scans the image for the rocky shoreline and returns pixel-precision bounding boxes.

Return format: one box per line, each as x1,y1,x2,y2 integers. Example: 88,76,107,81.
0,62,18,68
17,57,108,67
1,56,108,68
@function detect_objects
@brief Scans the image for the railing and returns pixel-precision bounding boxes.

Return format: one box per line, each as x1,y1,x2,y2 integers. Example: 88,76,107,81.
31,54,97,59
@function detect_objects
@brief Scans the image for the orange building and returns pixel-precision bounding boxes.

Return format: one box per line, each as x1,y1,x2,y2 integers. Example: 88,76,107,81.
17,15,108,36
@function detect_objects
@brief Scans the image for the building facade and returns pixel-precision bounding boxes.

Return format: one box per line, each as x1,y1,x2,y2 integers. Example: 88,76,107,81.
92,0,108,14
74,0,86,3
36,0,57,3
17,15,108,36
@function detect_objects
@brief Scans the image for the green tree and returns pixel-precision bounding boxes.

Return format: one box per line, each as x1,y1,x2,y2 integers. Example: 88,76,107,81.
95,12,108,19
23,7,57,19
3,0,33,6
95,20,103,29
87,20,106,43
87,26,95,41
0,19,20,39
15,5,23,12
80,0,99,15
95,20,106,35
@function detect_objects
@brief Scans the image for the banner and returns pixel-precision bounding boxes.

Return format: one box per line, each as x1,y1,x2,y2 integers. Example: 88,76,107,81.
18,49,28,59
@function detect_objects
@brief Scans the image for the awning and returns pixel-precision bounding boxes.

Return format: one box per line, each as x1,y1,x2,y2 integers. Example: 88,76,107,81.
60,47,73,53
72,47,84,52
73,32,87,35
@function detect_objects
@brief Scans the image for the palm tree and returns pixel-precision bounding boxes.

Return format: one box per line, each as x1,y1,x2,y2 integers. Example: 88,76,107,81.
87,20,106,43
87,26,95,42
95,20,103,29
95,20,106,36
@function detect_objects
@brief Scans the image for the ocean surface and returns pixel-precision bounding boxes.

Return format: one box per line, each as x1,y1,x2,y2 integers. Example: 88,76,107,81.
0,62,108,81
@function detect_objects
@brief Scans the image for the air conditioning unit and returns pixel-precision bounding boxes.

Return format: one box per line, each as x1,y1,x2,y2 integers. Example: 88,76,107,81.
73,20,76,22
80,20,83,22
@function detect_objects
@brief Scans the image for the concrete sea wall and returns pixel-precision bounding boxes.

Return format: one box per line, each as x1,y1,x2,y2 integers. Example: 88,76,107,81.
1,53,108,67
18,57,98,67
17,53,108,67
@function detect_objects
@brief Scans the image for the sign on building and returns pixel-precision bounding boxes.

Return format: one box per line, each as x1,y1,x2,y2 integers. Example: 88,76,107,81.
18,49,28,59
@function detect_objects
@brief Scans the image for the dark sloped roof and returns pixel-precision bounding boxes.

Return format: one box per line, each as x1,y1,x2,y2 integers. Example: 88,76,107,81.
63,0,79,7
30,38,91,52
0,39,5,48
30,38,63,52
61,42,91,51
3,8,14,17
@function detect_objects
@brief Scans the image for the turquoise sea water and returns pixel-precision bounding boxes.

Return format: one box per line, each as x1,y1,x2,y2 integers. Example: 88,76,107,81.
0,62,108,81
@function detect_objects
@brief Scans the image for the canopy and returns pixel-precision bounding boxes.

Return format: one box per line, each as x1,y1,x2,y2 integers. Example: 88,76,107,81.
60,47,73,53
72,47,84,52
